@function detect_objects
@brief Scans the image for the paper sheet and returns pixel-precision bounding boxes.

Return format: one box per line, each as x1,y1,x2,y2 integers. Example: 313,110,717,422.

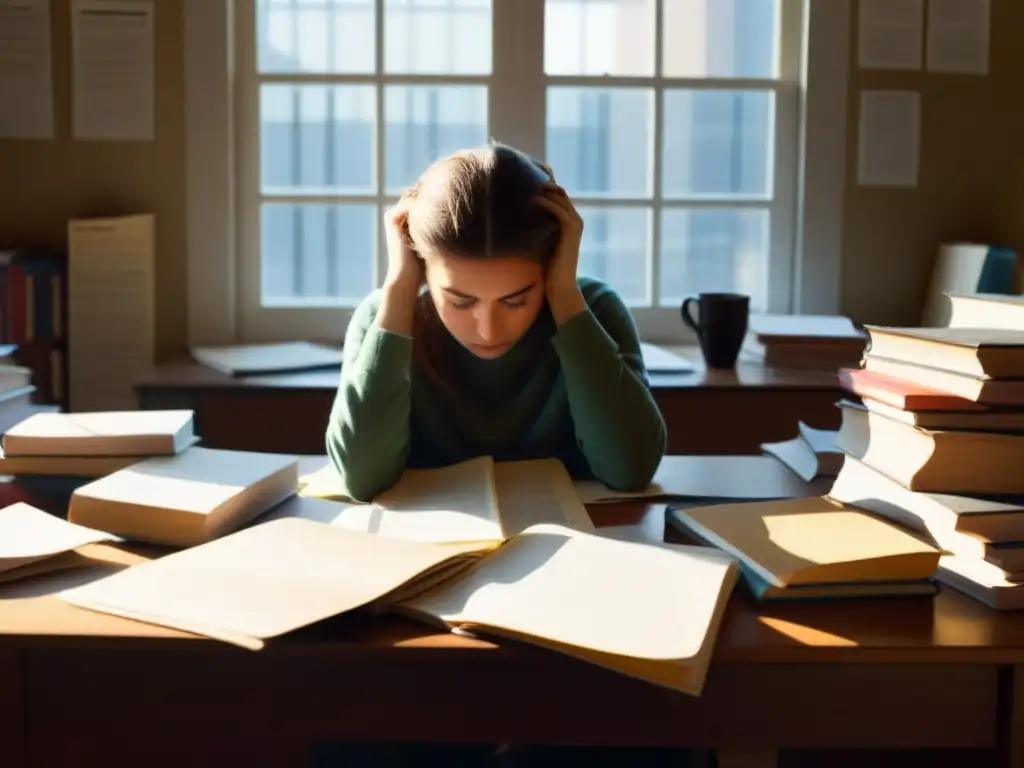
857,90,921,187
0,0,54,138
0,502,116,572
926,0,990,75
857,0,924,70
72,0,154,140
67,215,156,411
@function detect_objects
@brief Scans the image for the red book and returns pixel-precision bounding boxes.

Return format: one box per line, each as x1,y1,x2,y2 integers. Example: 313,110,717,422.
838,367,986,412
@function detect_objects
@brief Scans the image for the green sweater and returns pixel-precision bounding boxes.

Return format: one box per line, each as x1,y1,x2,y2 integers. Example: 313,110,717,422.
325,277,667,502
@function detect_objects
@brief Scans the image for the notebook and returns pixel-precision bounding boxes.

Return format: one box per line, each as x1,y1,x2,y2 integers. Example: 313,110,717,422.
0,502,118,584
574,455,821,504
299,456,594,543
61,517,739,696
67,447,300,547
668,496,941,591
191,342,342,377
2,409,197,457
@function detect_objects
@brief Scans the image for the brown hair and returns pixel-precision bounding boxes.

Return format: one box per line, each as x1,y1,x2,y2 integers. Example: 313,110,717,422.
405,143,560,263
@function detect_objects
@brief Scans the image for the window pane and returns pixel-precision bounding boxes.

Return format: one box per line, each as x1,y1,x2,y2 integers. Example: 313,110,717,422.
384,85,488,194
663,0,777,78
385,0,491,74
260,84,376,194
257,0,375,74
662,89,772,199
261,203,376,303
577,206,650,304
546,87,653,198
659,208,768,306
544,0,655,76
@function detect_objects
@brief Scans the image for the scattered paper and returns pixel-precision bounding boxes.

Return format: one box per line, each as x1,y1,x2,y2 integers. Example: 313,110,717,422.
857,90,921,187
857,0,924,70
926,0,990,75
72,0,154,140
0,0,54,138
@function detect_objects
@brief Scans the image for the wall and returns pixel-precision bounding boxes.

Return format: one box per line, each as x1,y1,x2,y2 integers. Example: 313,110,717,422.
0,0,186,362
0,0,1020,359
840,0,1024,325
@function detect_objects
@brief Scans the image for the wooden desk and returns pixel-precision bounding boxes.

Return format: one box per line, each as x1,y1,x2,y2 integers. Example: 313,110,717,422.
134,352,844,455
2,501,1023,767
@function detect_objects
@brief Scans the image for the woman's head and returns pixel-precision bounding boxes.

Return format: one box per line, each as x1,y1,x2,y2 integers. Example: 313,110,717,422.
405,144,561,359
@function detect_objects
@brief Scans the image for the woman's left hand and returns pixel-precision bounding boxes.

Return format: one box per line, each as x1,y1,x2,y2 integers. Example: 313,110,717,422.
535,181,587,323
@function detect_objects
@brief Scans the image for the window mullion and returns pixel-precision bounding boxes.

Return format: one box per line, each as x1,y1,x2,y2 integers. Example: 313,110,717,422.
373,0,386,288
490,0,546,160
650,0,664,307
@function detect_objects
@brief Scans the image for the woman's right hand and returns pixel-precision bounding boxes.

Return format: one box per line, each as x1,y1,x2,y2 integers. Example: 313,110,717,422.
383,199,422,293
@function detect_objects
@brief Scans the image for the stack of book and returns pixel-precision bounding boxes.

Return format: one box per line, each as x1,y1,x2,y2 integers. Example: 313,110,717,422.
830,320,1024,609
0,409,201,480
740,314,867,371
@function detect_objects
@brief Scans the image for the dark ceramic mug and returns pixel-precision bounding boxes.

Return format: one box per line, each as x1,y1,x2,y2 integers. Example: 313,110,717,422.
681,293,750,369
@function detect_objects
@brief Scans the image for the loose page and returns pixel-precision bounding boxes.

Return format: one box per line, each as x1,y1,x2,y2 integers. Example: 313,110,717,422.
926,0,990,75
61,517,488,649
0,0,54,139
67,214,156,411
72,0,154,140
400,523,739,695
857,0,923,70
0,502,117,573
857,90,921,187
493,459,595,536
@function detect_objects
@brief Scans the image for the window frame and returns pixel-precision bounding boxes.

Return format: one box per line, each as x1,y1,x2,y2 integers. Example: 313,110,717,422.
184,0,851,347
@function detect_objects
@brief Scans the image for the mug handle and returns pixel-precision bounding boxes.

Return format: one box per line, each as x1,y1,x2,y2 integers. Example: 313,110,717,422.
680,296,702,339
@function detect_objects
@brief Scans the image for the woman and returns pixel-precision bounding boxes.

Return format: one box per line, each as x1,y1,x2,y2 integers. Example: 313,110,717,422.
326,142,666,501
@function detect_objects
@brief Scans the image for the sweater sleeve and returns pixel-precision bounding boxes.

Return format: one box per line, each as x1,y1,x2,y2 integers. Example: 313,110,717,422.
550,286,667,490
325,292,413,501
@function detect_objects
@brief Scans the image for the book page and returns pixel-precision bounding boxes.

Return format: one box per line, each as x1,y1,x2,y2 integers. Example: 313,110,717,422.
60,517,487,649
493,459,595,536
0,502,117,572
358,456,503,543
402,523,737,661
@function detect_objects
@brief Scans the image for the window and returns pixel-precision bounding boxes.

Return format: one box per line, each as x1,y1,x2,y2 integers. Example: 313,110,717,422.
234,0,804,342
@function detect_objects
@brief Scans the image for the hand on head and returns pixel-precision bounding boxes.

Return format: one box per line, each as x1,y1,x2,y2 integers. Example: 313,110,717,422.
534,180,584,299
383,194,424,293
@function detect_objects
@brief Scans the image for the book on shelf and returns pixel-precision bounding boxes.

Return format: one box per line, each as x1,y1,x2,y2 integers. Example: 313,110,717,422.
60,515,739,696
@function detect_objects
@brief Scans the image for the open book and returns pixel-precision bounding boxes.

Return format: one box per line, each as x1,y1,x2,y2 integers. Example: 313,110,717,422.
61,516,739,696
299,456,594,543
0,502,118,585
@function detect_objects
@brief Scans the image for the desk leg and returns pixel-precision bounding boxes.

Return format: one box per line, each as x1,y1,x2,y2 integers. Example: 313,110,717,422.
715,750,779,768
1009,665,1024,768
0,649,26,768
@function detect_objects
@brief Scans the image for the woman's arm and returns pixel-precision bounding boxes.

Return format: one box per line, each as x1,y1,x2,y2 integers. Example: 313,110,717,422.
550,283,667,491
325,283,418,501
